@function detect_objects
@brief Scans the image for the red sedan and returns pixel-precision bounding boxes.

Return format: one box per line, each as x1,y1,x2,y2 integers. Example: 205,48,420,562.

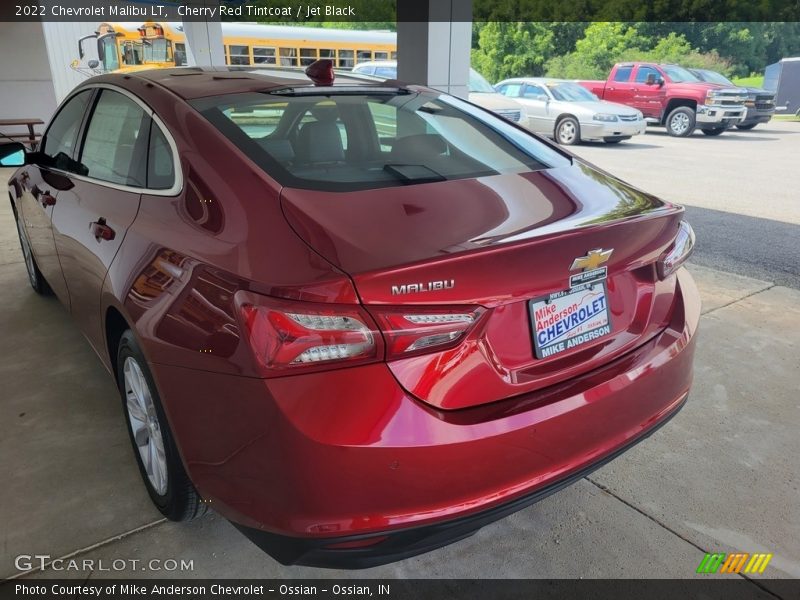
1,63,698,568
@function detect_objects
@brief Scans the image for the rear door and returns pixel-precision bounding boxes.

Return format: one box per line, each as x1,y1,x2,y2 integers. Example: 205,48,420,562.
603,65,636,106
52,88,149,354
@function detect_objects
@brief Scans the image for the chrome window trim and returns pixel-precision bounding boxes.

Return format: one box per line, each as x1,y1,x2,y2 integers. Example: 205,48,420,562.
45,83,183,197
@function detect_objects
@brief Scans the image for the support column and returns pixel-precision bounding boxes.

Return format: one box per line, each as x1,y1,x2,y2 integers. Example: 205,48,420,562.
182,1,225,67
396,0,472,98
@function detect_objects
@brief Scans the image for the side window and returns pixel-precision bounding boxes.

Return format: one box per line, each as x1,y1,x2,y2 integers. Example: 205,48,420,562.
497,83,522,97
375,67,396,78
613,66,634,82
79,90,149,187
635,66,660,83
42,90,93,161
147,122,175,190
367,101,397,151
523,85,548,100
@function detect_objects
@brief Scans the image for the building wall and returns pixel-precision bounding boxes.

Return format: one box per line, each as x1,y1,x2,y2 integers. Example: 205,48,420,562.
42,22,101,103
0,22,57,126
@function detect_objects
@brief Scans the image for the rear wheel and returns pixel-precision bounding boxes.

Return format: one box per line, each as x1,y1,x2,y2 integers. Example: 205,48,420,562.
117,331,206,521
735,123,757,130
665,107,696,137
555,117,580,145
14,208,51,295
701,128,726,136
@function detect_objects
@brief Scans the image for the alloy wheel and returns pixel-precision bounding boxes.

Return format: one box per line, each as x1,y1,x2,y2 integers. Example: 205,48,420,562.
670,113,690,135
123,356,168,495
558,121,577,144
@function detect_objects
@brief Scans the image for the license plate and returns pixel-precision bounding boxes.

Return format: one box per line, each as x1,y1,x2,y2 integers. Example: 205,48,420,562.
530,282,612,359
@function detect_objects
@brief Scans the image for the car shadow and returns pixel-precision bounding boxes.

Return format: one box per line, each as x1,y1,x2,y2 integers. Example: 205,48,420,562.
580,141,662,149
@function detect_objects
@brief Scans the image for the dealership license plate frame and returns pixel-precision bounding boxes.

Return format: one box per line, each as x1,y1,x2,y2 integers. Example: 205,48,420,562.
529,277,612,360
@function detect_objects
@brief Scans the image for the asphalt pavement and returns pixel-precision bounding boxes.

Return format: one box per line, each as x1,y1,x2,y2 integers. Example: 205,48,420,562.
570,121,800,289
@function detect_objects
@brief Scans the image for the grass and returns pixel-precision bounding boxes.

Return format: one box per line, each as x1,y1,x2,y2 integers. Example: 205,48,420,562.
732,75,765,88
774,114,800,121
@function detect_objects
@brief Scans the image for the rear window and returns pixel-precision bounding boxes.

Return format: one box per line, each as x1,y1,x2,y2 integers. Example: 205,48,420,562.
191,90,570,192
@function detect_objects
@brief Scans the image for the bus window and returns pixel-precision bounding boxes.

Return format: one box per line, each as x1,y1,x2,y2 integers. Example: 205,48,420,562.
144,38,170,63
300,48,317,66
174,43,187,66
253,47,276,65
374,51,389,60
357,50,372,63
320,49,335,60
279,48,298,67
98,35,119,71
121,41,143,65
338,49,354,68
391,51,398,60
229,45,251,65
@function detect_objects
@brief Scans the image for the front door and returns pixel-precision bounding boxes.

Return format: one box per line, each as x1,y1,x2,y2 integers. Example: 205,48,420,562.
52,88,148,353
631,65,667,119
14,89,95,306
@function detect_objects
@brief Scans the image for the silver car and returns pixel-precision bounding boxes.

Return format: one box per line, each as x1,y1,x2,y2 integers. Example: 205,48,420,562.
495,78,646,145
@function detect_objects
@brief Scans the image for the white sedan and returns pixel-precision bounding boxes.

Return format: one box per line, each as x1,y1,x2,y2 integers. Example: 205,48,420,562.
495,78,645,145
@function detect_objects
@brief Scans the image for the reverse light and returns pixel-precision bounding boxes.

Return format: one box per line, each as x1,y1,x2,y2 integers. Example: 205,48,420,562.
369,306,485,359
657,220,696,279
240,295,380,375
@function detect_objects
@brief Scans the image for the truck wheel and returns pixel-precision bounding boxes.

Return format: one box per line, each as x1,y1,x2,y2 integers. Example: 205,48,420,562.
701,128,726,136
117,330,207,522
665,107,696,137
735,123,757,130
555,117,580,145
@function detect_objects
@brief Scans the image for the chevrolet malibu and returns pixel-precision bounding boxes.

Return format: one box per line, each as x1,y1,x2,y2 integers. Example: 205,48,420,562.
2,63,699,568
495,78,646,145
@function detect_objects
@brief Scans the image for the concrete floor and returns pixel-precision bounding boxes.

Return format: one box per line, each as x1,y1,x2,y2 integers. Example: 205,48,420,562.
1,147,798,586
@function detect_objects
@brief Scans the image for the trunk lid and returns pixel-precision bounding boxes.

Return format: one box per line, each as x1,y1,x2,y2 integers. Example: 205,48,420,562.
281,163,684,410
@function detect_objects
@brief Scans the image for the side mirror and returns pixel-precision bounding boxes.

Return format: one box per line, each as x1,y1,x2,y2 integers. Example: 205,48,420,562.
88,59,100,69
657,77,665,88
0,142,26,167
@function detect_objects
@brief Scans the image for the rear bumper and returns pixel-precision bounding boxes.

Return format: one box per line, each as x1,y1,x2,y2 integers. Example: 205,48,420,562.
236,392,688,568
152,269,700,567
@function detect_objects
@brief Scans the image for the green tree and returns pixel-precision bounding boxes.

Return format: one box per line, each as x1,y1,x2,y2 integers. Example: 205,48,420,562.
471,22,555,83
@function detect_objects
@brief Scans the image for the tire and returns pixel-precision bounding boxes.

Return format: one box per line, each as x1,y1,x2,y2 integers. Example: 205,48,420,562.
665,106,696,137
14,207,52,295
735,123,757,130
701,128,726,136
555,116,580,145
117,330,206,521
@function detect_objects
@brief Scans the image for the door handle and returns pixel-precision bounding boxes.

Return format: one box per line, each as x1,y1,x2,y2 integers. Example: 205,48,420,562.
41,192,56,207
607,87,615,91
91,218,115,241
633,87,640,92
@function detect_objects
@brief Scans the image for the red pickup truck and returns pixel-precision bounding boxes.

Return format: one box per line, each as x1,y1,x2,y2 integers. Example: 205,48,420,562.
579,63,748,137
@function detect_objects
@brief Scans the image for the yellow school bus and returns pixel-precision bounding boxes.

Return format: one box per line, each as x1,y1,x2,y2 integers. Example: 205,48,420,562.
74,22,397,74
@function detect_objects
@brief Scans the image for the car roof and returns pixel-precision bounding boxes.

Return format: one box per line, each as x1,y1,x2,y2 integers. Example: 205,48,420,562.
94,66,395,100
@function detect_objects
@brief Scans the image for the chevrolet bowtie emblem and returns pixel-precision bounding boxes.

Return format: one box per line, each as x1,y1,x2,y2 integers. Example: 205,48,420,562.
570,248,613,271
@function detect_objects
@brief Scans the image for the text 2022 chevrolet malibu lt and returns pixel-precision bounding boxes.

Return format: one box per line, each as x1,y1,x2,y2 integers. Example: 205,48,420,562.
2,63,699,568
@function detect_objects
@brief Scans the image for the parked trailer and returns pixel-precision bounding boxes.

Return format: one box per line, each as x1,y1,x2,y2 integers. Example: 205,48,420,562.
764,57,800,116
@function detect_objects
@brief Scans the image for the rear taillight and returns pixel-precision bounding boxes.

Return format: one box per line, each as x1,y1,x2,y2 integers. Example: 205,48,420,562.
238,293,485,376
368,306,485,359
240,294,381,376
657,220,695,279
